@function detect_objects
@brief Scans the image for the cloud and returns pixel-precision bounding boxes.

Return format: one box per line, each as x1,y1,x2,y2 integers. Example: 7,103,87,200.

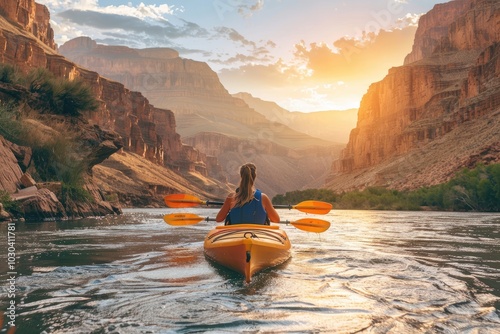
38,0,425,111
213,0,265,18
57,9,208,40
396,13,422,27
237,0,265,17
218,26,418,111
213,27,256,47
293,26,418,82
211,52,274,65
40,1,178,18
44,1,270,61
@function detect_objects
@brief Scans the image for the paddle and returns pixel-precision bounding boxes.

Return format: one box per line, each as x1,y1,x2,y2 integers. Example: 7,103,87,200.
164,194,332,215
163,213,331,233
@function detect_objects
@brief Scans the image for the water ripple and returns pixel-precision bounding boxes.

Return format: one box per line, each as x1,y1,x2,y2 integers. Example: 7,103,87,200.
1,209,499,333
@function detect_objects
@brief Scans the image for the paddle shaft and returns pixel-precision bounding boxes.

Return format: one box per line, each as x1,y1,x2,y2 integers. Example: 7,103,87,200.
203,200,300,210
164,194,332,215
183,216,310,225
163,213,331,232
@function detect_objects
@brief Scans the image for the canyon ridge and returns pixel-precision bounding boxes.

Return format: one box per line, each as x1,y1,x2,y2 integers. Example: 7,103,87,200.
327,0,499,192
59,37,355,197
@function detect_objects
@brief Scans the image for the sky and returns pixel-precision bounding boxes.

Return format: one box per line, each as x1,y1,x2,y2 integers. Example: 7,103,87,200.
37,0,447,112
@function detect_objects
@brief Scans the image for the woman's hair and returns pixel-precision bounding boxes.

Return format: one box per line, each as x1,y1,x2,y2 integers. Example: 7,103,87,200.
234,163,257,207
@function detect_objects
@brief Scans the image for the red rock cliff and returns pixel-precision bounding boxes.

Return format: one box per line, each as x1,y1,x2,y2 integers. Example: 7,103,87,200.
59,37,338,196
58,36,225,177
0,0,227,214
0,1,218,175
327,0,500,191
1,0,55,50
58,36,270,130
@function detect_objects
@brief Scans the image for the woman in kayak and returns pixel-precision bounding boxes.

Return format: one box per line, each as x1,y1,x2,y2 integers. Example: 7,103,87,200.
216,163,280,225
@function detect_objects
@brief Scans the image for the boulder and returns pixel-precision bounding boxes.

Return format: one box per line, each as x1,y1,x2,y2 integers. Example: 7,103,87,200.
0,203,12,222
19,172,36,188
0,136,23,193
18,188,67,221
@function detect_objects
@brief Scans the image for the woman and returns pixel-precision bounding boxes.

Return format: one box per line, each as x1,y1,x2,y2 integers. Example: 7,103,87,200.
216,163,280,224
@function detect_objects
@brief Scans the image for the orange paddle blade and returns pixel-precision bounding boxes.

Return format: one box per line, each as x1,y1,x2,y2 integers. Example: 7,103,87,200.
164,194,205,208
289,218,331,233
292,201,332,215
163,213,206,226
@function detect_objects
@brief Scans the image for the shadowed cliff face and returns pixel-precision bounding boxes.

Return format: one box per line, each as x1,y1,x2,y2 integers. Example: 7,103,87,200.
327,0,500,192
59,36,341,197
0,0,228,213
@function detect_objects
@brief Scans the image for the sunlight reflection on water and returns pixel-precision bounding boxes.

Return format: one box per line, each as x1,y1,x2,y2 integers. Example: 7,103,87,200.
0,209,499,333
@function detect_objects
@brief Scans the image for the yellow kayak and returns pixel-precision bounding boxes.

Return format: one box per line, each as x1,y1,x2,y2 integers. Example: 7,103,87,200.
204,224,291,283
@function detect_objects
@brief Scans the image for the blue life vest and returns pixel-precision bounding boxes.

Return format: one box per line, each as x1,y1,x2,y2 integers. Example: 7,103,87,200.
226,189,269,225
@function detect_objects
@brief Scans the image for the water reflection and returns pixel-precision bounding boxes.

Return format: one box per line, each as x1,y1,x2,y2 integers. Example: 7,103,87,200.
0,209,499,333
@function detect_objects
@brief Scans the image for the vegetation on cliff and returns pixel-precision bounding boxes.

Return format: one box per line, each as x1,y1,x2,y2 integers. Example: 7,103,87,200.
0,65,97,116
0,190,20,214
274,164,500,212
0,64,99,208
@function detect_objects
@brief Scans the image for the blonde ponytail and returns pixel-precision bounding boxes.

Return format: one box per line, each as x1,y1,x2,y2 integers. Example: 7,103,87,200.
234,163,256,207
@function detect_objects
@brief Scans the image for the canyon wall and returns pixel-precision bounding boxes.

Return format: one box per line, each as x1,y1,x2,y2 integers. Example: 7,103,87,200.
1,0,56,50
58,37,269,130
0,0,224,216
327,0,500,191
59,37,339,196
0,0,218,176
183,132,340,196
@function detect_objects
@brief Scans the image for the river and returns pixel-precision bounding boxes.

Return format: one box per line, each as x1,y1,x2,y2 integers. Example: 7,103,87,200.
1,209,499,333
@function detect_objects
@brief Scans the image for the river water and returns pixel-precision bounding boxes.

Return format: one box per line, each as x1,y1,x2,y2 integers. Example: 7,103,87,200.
1,209,499,333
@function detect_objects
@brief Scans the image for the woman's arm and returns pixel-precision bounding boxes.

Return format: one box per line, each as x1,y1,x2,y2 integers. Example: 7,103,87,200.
215,194,234,222
262,193,280,223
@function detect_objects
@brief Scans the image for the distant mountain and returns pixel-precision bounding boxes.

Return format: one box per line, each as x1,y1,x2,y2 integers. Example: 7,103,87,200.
326,0,500,192
233,92,357,144
60,37,344,196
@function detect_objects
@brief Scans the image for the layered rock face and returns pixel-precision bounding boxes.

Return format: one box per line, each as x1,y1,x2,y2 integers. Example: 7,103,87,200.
59,37,339,196
0,0,221,217
58,37,223,179
59,37,267,129
0,83,124,219
0,136,24,194
405,0,498,64
59,37,279,166
0,0,201,172
0,2,158,161
327,0,500,191
183,132,341,196
1,0,56,50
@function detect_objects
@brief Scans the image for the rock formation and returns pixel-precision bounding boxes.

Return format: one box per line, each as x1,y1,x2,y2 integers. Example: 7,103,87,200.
0,203,11,221
327,0,500,192
59,37,339,196
1,0,56,50
0,0,227,218
182,132,339,195
53,38,225,184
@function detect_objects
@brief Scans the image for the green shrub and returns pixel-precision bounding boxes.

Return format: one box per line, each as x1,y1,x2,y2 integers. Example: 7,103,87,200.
0,64,17,84
0,67,97,208
272,163,500,212
0,190,21,215
26,68,98,116
0,103,26,143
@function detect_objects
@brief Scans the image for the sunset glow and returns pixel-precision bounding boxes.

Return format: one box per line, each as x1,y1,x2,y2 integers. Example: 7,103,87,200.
39,0,445,111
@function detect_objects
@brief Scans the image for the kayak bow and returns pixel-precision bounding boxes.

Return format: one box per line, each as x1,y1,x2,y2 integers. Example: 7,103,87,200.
203,224,291,283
